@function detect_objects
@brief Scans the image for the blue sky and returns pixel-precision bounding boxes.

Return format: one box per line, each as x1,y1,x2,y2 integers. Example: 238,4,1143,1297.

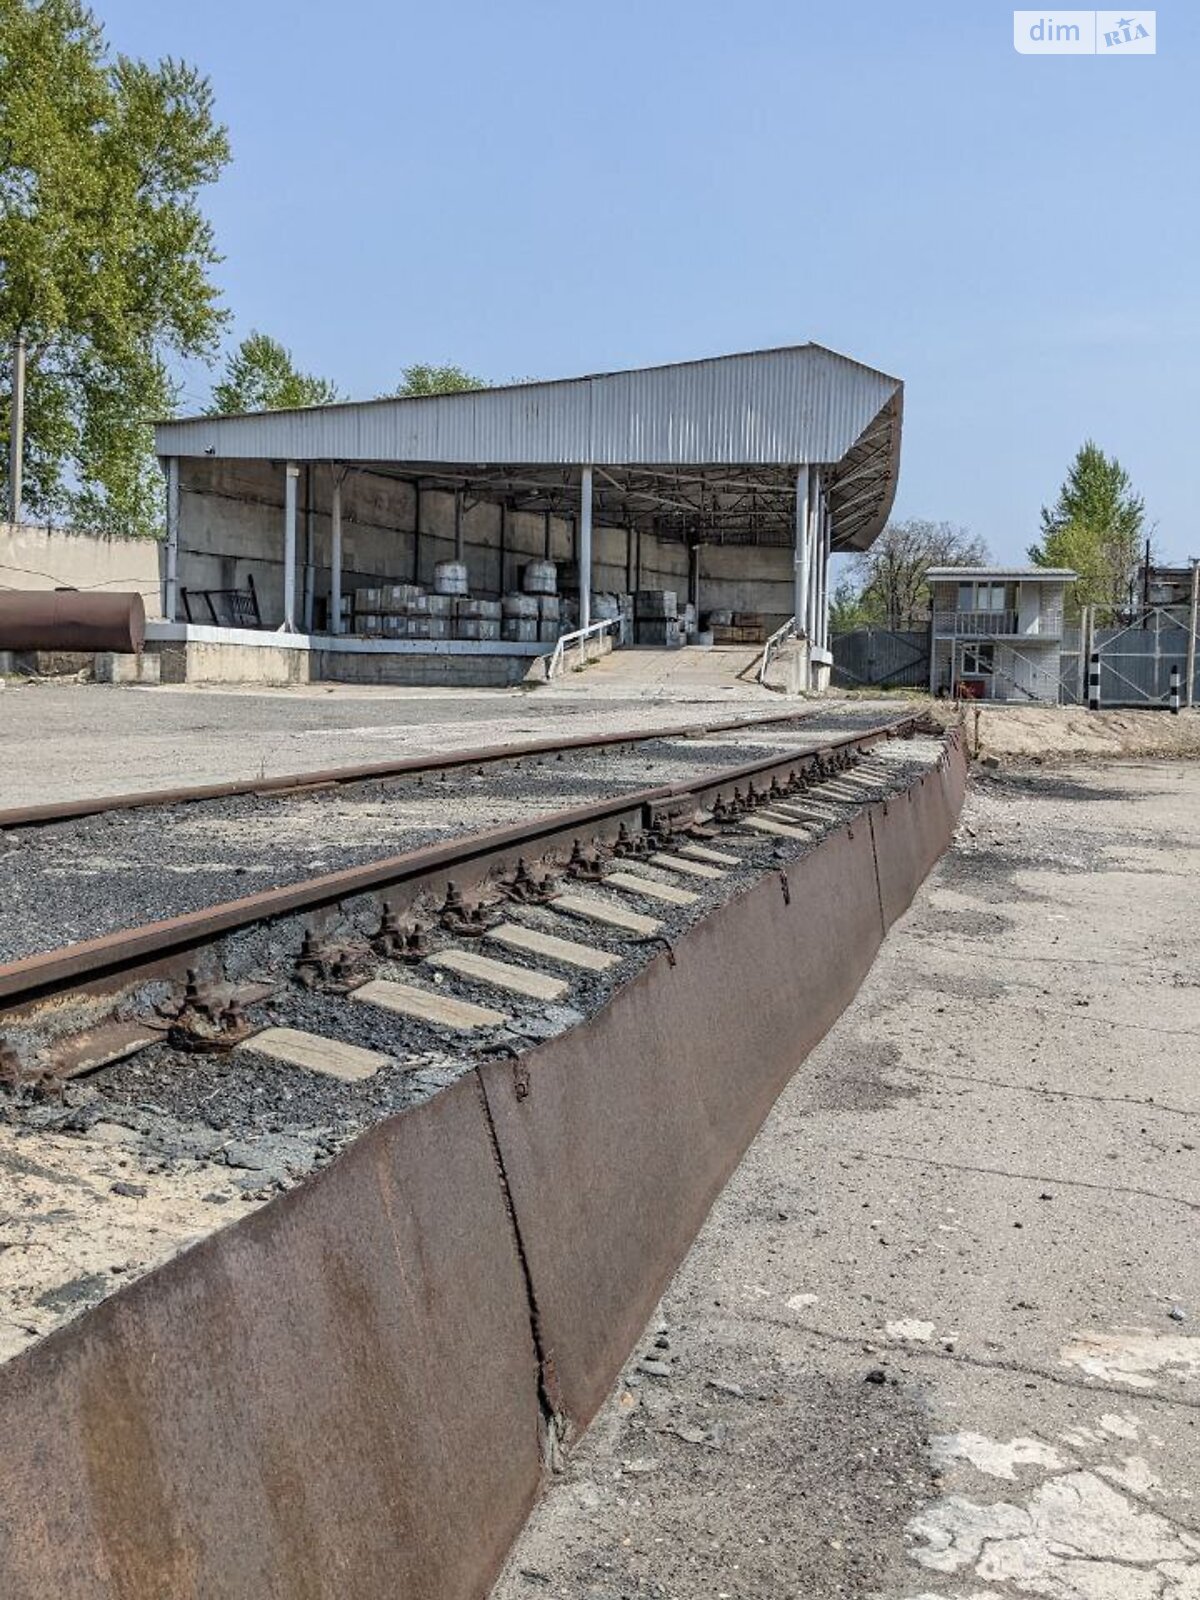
99,1,1194,561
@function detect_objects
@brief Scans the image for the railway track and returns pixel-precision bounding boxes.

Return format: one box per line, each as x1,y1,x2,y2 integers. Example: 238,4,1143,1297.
0,703,887,831
0,711,943,1097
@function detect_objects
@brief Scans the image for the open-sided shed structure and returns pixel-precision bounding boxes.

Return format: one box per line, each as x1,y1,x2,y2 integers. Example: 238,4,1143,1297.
154,343,902,686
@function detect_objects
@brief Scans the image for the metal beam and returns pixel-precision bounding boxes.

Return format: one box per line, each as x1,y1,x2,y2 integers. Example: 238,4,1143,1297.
284,462,299,632
164,457,180,622
330,469,343,636
579,466,593,630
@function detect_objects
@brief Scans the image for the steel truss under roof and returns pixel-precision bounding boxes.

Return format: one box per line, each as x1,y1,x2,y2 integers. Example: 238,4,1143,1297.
156,344,903,553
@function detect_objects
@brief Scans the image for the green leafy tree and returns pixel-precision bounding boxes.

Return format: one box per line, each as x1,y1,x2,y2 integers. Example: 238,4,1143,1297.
0,0,230,534
209,332,340,414
850,519,988,629
1028,441,1145,613
828,575,872,635
393,362,487,397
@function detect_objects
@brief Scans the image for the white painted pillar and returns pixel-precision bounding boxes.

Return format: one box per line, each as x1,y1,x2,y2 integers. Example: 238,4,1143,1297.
806,468,821,643
330,470,343,636
825,499,832,649
793,468,810,635
164,456,180,622
579,465,593,630
283,462,299,632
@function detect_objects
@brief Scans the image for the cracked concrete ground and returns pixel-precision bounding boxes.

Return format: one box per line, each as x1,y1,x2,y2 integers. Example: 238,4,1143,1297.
491,759,1200,1600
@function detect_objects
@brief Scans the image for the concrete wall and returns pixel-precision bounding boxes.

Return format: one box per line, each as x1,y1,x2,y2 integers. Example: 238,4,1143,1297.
0,523,163,618
176,461,795,631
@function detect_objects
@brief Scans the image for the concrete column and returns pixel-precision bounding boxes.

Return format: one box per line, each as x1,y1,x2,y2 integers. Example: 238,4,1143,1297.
164,456,180,622
793,468,810,636
579,465,593,630
330,470,343,636
284,462,299,632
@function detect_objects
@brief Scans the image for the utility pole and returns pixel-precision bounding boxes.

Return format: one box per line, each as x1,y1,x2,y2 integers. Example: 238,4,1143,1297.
8,332,26,525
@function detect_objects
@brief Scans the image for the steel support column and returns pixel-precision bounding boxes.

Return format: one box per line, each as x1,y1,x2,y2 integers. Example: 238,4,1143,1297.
330,470,343,636
7,331,25,524
164,457,180,623
793,468,810,637
579,466,594,631
284,462,299,632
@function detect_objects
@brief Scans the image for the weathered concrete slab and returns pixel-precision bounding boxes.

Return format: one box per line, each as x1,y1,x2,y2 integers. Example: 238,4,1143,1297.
238,1025,390,1081
352,977,508,1029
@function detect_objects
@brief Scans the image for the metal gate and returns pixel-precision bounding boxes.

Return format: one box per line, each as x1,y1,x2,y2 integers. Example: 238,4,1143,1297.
831,627,930,690
1094,609,1193,706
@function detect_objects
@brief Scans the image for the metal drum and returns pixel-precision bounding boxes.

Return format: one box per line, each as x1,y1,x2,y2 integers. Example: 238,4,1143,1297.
0,592,146,653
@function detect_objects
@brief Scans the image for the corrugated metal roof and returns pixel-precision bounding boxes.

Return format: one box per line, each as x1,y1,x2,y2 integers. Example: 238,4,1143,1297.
154,344,900,470
927,567,1077,580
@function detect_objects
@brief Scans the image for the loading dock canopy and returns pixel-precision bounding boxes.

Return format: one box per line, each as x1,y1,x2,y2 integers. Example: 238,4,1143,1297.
156,344,902,553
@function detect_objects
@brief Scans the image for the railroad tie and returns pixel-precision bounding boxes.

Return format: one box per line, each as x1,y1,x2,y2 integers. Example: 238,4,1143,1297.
604,869,700,907
647,852,724,880
678,843,743,866
427,948,569,1001
552,893,663,935
744,815,810,840
351,978,509,1029
486,922,619,972
236,1025,391,1082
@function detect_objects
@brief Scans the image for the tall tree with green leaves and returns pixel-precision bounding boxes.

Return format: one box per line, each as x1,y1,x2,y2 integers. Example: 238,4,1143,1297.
0,0,230,535
1028,441,1145,613
208,333,340,414
392,363,487,397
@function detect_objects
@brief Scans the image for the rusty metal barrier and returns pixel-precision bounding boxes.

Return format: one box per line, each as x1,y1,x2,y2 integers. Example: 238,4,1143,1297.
0,732,968,1600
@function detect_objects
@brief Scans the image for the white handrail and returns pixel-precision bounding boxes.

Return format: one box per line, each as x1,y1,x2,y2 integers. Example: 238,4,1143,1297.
757,616,797,685
544,617,618,680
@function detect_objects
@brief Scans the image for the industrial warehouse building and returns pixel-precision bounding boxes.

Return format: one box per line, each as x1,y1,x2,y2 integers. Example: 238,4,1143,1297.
150,344,903,688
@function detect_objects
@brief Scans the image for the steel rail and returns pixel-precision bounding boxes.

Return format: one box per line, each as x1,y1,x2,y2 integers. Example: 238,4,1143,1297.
0,714,928,1013
0,704,905,831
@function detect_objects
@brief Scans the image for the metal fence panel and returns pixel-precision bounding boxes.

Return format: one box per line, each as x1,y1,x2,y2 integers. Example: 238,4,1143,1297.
832,628,930,689
1095,612,1193,706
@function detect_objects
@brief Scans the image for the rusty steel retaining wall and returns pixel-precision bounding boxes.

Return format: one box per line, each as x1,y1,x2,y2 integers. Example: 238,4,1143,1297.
0,731,966,1600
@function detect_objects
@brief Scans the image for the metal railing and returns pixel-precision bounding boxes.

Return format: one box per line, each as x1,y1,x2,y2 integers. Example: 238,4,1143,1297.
933,610,1064,638
544,617,619,680
757,616,797,685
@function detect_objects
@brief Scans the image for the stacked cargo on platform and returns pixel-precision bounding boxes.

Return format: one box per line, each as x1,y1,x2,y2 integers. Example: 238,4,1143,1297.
344,561,564,644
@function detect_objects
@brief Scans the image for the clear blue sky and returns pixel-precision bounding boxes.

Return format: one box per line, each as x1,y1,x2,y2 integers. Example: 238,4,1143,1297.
99,0,1195,562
